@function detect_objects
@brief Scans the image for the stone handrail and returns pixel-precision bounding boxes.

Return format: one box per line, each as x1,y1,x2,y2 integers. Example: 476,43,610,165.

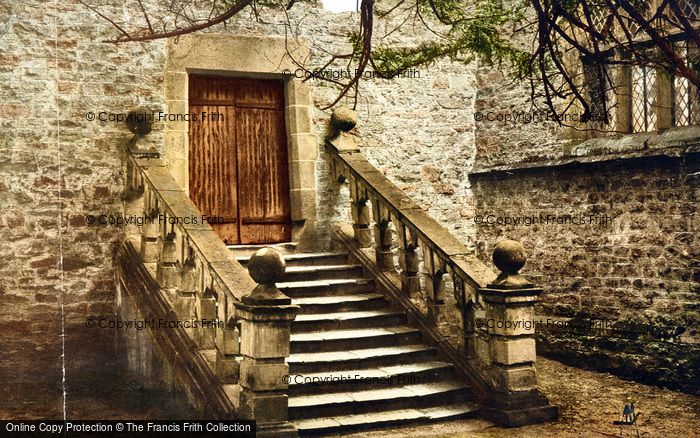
123,140,299,436
326,108,496,357
125,151,254,376
325,108,558,427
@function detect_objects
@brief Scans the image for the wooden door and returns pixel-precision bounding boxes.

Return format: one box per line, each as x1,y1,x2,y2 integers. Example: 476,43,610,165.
188,74,292,244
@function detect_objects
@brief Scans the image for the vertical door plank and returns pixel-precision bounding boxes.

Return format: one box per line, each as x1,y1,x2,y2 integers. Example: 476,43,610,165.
188,75,239,244
235,78,291,244
188,74,292,245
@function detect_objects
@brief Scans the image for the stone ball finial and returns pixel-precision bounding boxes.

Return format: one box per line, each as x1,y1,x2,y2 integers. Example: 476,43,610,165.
248,247,286,285
331,106,358,132
493,239,526,275
126,106,153,135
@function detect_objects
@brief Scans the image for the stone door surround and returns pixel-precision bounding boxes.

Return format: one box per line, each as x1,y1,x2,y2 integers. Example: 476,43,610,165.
163,34,318,241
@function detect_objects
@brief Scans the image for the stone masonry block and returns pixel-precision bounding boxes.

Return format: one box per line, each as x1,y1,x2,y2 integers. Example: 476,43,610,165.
216,349,240,384
156,263,180,289
140,237,159,263
240,360,288,391
290,188,316,222
239,319,291,359
488,305,536,336
166,100,188,131
491,337,536,365
164,130,187,161
239,390,288,423
289,133,319,161
164,71,187,100
286,79,312,107
492,365,537,392
290,160,317,191
285,104,313,134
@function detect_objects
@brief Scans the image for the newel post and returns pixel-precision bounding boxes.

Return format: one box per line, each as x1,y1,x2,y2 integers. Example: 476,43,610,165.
235,248,299,437
328,107,372,249
478,240,558,427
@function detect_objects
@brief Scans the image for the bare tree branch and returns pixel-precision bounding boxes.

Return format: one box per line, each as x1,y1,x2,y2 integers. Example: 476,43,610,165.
103,0,254,43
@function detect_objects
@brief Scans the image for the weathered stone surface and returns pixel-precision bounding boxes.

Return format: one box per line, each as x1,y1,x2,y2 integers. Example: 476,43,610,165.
492,366,538,392
491,338,537,365
239,361,288,391
215,350,240,384
330,106,358,132
238,316,293,359
471,153,699,394
239,390,289,423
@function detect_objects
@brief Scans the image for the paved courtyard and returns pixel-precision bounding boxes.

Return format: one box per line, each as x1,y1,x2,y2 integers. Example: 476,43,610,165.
344,357,699,437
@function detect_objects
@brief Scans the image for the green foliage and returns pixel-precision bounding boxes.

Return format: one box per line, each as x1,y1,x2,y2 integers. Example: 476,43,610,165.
372,0,532,79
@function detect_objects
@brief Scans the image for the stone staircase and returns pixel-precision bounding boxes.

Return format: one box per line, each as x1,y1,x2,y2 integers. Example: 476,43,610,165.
121,110,556,435
236,251,479,435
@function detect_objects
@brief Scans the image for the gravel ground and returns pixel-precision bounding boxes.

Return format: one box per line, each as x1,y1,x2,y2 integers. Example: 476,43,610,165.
344,357,699,438
3,356,696,437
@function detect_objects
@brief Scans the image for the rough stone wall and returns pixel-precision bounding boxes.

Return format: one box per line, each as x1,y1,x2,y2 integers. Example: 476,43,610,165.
0,0,167,417
473,66,569,168
469,154,699,394
0,0,479,417
470,40,699,393
290,6,478,248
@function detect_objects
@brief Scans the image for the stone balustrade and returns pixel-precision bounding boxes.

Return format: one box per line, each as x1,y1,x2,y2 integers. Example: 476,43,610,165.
123,151,298,434
325,108,558,426
117,108,555,429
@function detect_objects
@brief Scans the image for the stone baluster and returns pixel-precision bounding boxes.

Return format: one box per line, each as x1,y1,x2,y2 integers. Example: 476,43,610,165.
477,240,558,426
216,292,240,384
176,250,197,336
196,287,217,349
422,246,446,322
123,157,144,202
140,209,160,263
395,222,420,296
453,275,477,359
349,175,372,248
371,199,394,271
156,225,180,290
236,248,299,437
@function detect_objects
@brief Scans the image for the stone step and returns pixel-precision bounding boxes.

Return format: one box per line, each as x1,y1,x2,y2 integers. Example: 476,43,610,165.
278,278,375,297
236,251,349,267
289,380,471,420
226,242,298,256
230,249,480,433
292,293,387,314
290,326,422,353
292,309,406,333
287,361,455,396
294,402,479,434
288,344,437,374
282,264,365,282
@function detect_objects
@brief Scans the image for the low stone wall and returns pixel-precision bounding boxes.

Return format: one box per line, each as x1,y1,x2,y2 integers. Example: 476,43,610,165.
115,239,235,417
469,148,700,394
